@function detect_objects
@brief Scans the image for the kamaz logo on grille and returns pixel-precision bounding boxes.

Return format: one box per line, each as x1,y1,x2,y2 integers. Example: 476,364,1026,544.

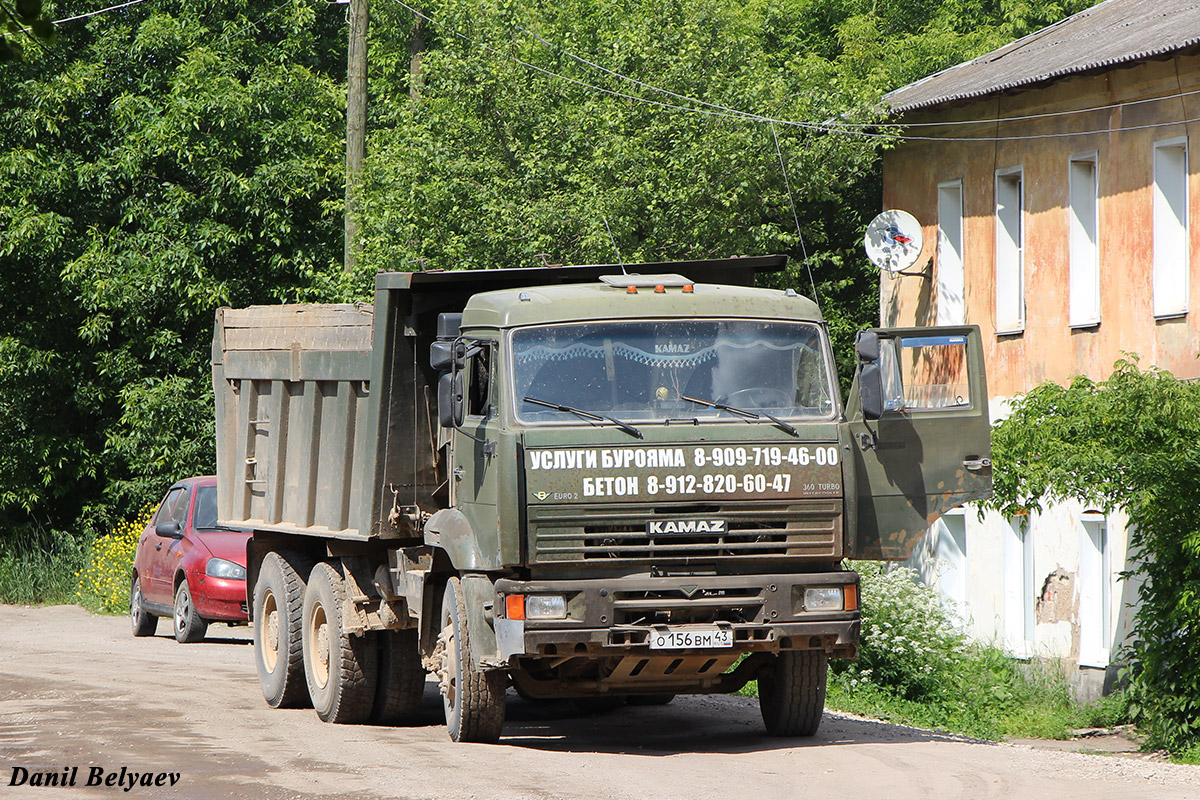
647,519,728,535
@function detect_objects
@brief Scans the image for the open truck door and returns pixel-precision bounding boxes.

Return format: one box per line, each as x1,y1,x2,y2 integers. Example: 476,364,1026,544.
842,325,991,560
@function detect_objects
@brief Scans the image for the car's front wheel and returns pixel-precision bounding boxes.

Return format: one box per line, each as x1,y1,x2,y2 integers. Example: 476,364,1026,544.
173,580,208,643
129,575,158,637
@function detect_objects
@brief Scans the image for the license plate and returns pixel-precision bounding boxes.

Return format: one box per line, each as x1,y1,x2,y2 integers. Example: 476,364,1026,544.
649,626,733,650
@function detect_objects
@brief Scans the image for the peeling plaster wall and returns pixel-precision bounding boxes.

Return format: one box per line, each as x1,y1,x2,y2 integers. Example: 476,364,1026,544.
905,502,1138,675
881,54,1200,392
882,54,1182,683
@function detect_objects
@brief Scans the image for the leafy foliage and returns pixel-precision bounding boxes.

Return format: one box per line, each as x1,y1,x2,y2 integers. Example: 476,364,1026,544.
1,0,1096,597
1,0,55,63
75,504,153,613
0,1,349,543
825,561,1129,741
988,359,1200,755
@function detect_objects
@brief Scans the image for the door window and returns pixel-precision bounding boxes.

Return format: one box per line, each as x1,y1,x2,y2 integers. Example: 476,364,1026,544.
153,488,187,527
878,334,972,412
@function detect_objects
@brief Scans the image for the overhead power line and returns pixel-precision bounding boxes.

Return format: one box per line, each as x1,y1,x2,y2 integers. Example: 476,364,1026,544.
384,0,1200,144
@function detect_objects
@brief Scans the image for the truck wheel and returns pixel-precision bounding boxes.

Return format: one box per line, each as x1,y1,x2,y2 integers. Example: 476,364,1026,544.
173,580,208,643
129,575,158,637
302,561,378,724
254,550,314,708
438,577,505,743
758,650,828,737
370,628,426,725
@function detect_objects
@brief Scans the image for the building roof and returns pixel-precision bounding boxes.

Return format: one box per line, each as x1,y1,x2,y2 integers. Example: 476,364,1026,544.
884,0,1200,114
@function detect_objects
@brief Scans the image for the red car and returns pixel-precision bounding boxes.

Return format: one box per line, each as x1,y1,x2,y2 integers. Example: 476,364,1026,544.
129,476,250,642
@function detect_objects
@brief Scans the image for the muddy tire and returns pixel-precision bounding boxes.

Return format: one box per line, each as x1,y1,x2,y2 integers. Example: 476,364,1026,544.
173,580,208,643
758,650,828,737
302,561,378,724
129,575,158,638
439,577,505,743
254,550,314,709
370,628,426,725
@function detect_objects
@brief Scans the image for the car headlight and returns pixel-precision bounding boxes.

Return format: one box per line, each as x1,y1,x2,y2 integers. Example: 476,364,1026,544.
205,558,246,580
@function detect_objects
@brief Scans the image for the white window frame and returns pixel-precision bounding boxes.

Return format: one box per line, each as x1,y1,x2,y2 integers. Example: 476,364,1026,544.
1003,515,1034,656
1078,513,1112,668
1152,137,1189,319
932,508,968,625
1068,153,1101,327
937,180,966,326
995,167,1026,334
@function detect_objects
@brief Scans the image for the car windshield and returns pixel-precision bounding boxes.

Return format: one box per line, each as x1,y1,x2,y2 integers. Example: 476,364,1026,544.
193,485,219,530
511,319,836,424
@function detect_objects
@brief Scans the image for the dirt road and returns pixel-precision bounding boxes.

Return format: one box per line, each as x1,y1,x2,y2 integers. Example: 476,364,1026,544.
1,605,1197,800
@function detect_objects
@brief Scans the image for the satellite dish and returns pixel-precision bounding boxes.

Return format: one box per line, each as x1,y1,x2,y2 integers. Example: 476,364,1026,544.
864,210,924,273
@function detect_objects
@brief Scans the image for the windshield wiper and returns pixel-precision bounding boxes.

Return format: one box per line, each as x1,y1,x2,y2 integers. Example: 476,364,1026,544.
523,396,643,439
680,395,799,438
195,523,244,533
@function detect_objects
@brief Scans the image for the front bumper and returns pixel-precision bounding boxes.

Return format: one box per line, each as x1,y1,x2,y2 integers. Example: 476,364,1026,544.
492,572,860,662
193,574,250,622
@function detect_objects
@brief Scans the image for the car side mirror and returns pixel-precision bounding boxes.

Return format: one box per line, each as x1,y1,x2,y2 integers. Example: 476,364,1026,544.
156,521,184,539
438,371,465,428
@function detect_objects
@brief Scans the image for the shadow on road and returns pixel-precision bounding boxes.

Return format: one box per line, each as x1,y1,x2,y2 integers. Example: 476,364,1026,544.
378,681,987,755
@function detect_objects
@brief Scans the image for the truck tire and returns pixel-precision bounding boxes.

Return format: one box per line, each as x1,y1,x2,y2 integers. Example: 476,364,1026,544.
439,577,505,743
129,575,158,637
173,580,208,643
254,550,314,709
302,561,378,724
370,628,426,725
758,650,828,737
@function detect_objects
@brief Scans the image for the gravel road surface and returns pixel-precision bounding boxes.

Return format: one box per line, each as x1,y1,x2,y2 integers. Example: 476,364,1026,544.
1,605,1197,800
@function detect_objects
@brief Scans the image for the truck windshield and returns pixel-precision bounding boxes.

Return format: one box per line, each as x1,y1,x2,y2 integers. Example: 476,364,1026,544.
511,320,835,424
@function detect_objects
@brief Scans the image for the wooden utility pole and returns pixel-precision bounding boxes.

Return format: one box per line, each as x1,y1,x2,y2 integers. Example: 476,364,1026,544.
344,0,369,272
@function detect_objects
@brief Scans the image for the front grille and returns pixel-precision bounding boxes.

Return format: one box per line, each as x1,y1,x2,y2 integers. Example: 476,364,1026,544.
529,500,841,563
611,585,765,625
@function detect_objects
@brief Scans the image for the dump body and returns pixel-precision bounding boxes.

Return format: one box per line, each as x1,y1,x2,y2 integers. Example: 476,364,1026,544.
214,256,991,742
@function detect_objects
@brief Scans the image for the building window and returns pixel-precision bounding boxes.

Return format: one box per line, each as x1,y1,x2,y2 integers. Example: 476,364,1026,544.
1153,138,1189,318
1003,516,1034,654
1078,513,1111,668
995,168,1025,333
937,181,966,325
932,509,968,625
1069,155,1100,327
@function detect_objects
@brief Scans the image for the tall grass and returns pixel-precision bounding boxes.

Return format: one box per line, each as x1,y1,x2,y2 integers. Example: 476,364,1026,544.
0,528,90,605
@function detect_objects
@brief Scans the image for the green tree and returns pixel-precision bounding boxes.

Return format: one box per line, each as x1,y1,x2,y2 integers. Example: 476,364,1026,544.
0,0,348,543
988,359,1200,756
1,0,55,63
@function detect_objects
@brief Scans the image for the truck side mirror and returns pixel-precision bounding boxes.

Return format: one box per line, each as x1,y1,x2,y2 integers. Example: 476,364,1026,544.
430,340,453,371
858,362,884,421
438,371,466,428
855,330,880,363
855,330,883,421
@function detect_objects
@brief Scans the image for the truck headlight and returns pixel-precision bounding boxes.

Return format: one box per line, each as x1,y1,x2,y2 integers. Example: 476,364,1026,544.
506,594,567,620
205,558,246,580
803,586,844,612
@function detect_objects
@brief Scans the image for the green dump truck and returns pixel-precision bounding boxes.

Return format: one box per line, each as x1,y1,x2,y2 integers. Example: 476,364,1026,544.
212,256,991,743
